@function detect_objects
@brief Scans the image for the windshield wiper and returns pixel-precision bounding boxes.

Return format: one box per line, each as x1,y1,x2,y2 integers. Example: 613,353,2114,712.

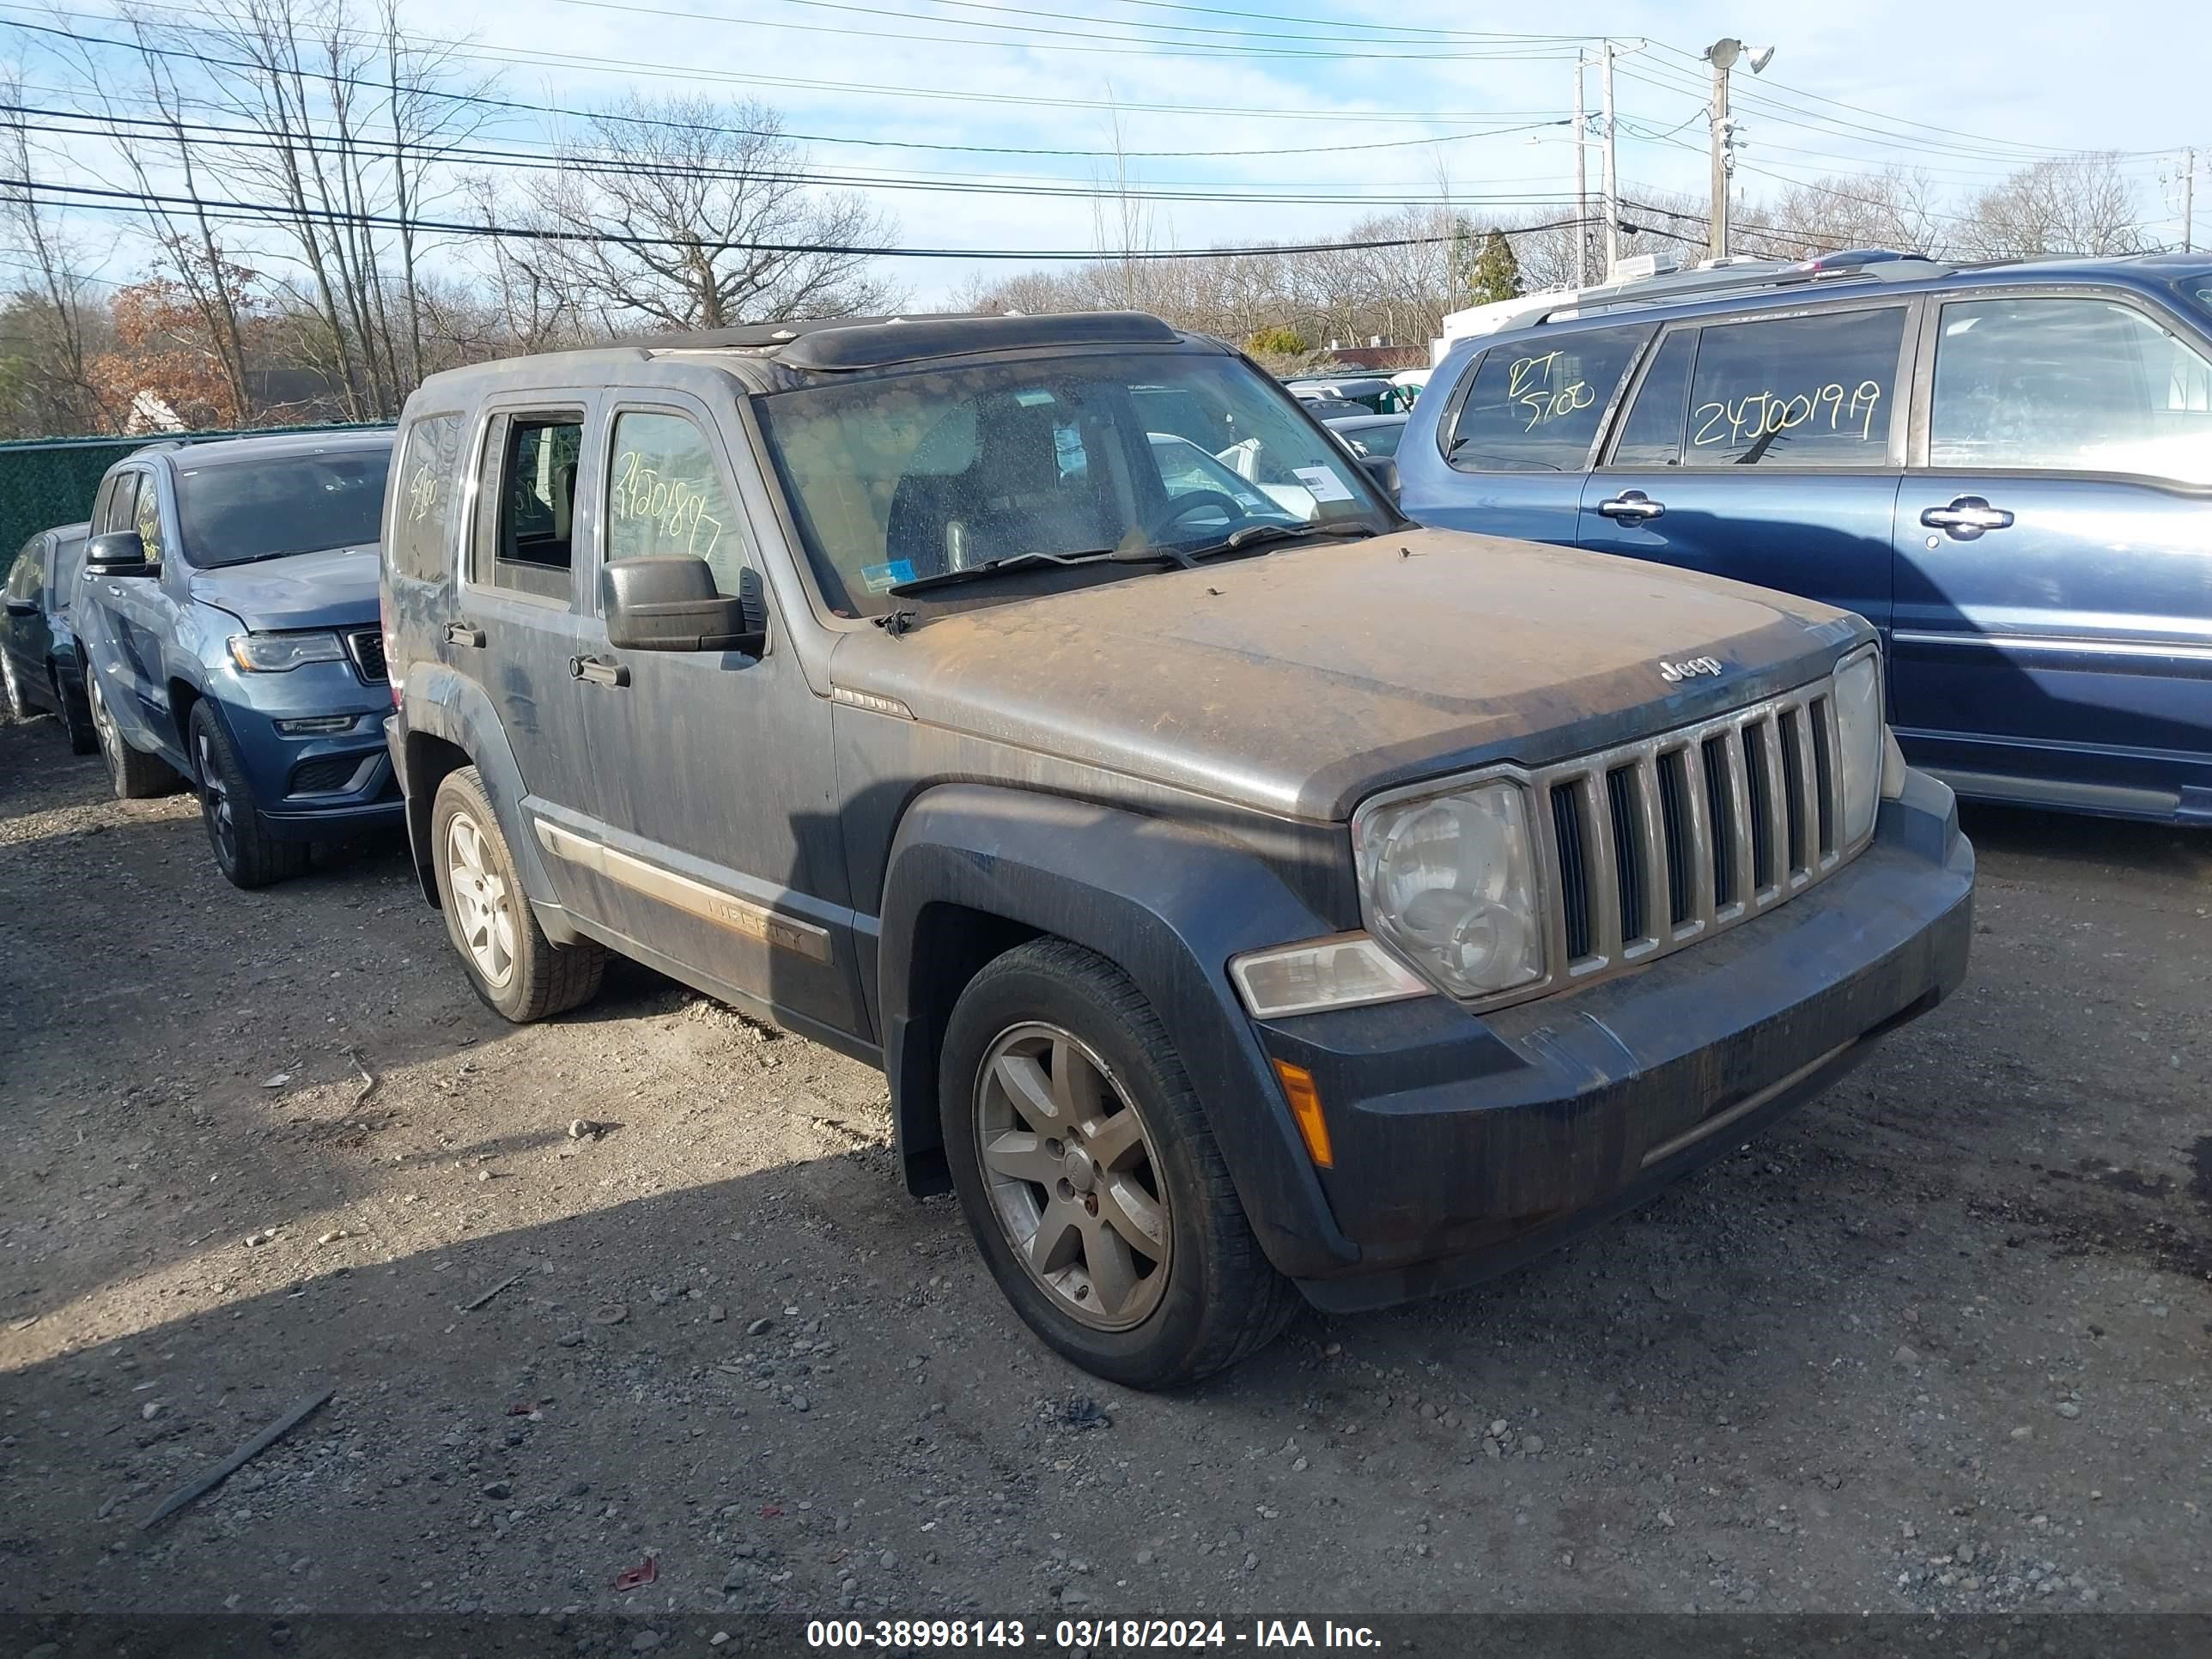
884,549,1113,597
1118,520,1377,567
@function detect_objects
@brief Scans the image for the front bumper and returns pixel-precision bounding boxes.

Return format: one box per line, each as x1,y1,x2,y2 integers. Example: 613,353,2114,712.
1255,769,1974,1311
215,665,402,840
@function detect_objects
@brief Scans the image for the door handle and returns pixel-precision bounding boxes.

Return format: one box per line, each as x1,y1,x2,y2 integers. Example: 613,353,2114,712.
106,584,124,598
1920,496,2014,539
1597,490,1665,522
568,655,629,689
444,623,487,647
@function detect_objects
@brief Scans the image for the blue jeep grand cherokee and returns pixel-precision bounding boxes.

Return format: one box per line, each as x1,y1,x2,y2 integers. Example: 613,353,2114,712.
1401,251,2212,826
78,429,400,887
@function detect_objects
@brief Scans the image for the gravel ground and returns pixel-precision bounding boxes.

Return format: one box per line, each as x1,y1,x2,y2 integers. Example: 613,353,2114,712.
2,702,2207,1628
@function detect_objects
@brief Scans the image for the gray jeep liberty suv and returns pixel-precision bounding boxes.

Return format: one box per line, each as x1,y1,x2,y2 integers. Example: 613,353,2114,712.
380,311,1974,1387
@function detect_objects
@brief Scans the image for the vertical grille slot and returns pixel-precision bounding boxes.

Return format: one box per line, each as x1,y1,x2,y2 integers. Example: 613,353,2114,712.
1741,723,1775,890
1698,736,1735,908
1778,708,1810,875
1808,694,1838,857
1550,781,1592,962
1605,765,1645,944
1656,748,1694,927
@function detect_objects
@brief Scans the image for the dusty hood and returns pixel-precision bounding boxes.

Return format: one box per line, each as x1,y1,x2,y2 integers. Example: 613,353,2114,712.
830,527,1869,821
187,544,380,633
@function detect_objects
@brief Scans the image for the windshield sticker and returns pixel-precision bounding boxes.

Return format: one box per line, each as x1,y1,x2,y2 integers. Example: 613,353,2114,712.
1292,465,1355,503
1014,389,1057,407
860,558,917,593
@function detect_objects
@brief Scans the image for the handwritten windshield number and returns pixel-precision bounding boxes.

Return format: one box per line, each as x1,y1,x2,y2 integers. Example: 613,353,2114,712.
1692,379,1883,452
611,449,725,559
1507,351,1597,432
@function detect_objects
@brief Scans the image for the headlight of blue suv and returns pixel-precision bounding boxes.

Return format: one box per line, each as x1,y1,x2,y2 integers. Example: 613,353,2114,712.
1354,777,1544,1000
228,631,346,672
1832,646,1885,848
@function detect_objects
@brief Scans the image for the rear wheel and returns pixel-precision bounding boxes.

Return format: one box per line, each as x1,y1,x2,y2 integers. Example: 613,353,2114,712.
940,938,1297,1389
190,702,308,889
431,765,604,1021
87,672,180,799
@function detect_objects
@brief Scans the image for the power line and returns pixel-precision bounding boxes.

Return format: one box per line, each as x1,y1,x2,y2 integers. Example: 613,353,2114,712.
3,102,1587,206
5,14,1572,150
4,173,1603,259
700,0,1590,50
6,3,1583,125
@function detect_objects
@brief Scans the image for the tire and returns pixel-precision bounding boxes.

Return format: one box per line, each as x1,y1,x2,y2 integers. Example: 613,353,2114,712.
189,702,309,890
86,672,181,799
940,938,1297,1389
53,668,97,756
431,765,604,1021
0,653,27,720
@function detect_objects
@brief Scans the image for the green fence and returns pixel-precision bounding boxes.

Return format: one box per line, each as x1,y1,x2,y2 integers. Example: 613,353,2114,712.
0,424,392,559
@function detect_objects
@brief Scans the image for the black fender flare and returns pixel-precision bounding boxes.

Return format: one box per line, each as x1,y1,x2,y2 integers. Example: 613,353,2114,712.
878,783,1361,1280
396,667,573,940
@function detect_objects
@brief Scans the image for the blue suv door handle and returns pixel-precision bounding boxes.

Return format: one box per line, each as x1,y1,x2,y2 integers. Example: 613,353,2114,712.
1920,496,2014,539
1597,491,1666,522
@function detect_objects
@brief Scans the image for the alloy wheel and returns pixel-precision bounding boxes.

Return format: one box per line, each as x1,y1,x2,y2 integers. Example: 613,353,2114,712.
973,1021,1171,1331
445,811,517,988
195,730,237,869
88,676,121,772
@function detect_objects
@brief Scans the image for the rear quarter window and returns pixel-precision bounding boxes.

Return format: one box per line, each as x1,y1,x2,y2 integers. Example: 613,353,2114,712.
389,413,466,582
1444,325,1650,471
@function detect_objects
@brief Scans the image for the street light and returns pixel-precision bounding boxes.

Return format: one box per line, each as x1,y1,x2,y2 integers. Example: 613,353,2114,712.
1703,38,1775,260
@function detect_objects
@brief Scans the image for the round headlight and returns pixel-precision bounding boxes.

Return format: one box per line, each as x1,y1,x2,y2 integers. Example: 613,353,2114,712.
1358,781,1543,999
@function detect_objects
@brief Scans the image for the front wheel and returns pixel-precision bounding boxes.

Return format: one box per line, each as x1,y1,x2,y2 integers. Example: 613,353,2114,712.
431,766,604,1021
190,702,308,889
1,653,28,720
940,938,1297,1389
54,670,98,755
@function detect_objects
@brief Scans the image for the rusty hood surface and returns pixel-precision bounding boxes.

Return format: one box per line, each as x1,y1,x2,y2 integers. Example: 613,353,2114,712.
829,527,1869,822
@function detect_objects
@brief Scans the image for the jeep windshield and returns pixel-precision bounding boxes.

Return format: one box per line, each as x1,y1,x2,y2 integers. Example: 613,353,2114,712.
755,352,1391,617
177,448,392,568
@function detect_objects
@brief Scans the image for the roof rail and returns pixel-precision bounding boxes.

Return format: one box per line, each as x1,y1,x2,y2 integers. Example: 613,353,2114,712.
1538,249,1954,325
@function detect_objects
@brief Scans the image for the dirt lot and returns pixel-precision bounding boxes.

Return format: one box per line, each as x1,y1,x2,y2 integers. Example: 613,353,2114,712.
2,703,2207,1635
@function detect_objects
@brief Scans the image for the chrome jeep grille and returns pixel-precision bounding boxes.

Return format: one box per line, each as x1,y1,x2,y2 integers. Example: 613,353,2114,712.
1534,673,1858,992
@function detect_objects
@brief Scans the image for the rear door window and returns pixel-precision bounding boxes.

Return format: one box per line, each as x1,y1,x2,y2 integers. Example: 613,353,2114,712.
1683,307,1906,466
1445,325,1650,472
389,413,466,582
474,411,585,603
1928,296,2212,483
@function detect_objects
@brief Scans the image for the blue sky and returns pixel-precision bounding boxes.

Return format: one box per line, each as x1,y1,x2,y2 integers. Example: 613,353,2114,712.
9,0,2210,303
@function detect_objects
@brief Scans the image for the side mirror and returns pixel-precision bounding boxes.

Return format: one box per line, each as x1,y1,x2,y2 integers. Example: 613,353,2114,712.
1357,454,1401,501
601,556,765,655
84,530,151,575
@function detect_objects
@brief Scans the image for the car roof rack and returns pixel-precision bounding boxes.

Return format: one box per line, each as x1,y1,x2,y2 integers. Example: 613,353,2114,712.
1538,248,1956,324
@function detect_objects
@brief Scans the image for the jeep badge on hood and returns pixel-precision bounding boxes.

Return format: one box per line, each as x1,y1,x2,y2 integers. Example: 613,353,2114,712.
1659,655,1723,684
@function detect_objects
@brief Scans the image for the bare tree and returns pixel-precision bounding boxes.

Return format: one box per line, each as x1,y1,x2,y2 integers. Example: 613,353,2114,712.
519,94,896,331
1959,153,2148,259
0,64,116,432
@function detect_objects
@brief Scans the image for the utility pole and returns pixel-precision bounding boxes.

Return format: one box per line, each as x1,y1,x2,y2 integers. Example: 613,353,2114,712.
1708,48,1732,261
1601,42,1620,279
1571,58,1589,287
1703,39,1773,263
2185,147,2197,254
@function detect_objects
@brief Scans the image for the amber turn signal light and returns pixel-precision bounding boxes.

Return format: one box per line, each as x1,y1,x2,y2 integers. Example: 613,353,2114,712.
1271,1059,1334,1170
